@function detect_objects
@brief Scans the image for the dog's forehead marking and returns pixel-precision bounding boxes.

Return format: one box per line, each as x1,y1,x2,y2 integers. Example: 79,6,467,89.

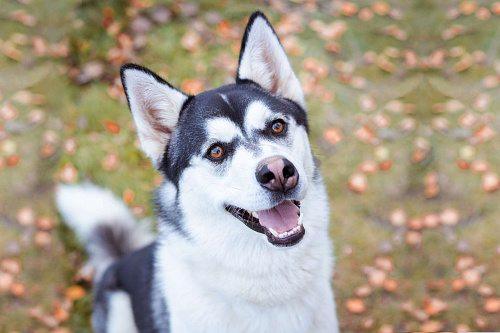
206,117,242,142
244,101,273,133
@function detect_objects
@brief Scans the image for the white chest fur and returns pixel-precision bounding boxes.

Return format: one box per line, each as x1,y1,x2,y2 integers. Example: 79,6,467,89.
155,190,338,333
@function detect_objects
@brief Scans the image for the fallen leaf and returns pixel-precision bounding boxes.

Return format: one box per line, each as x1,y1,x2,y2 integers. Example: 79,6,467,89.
10,281,26,297
440,208,460,226
361,317,375,330
371,1,391,15
0,272,14,291
492,1,500,15
379,160,391,173
463,268,482,286
378,324,394,333
36,216,55,230
359,8,374,21
484,297,500,313
16,207,35,226
60,163,78,183
354,126,377,144
368,269,386,287
323,128,343,145
181,31,201,53
102,151,119,170
422,213,440,228
63,137,77,154
474,316,488,329
355,285,372,298
348,173,367,193
423,295,448,316
389,209,406,227
65,285,85,301
0,258,21,275
482,172,500,192
340,2,358,16
345,298,365,314
181,79,205,95
470,160,489,173
420,320,443,332
452,277,466,291
473,94,491,111
34,231,52,248
477,284,495,297
131,205,146,216
104,120,121,134
383,278,398,292
455,255,475,271
123,189,135,204
455,323,471,332
406,231,422,248
0,103,18,120
359,161,378,174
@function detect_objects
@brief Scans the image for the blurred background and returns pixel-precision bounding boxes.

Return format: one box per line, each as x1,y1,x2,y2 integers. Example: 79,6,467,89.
1,0,500,331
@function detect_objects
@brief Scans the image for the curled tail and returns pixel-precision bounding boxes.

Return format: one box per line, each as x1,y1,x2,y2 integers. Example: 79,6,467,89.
55,183,154,283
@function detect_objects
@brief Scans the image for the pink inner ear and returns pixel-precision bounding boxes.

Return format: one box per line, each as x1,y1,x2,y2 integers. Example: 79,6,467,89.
124,68,188,166
236,17,305,109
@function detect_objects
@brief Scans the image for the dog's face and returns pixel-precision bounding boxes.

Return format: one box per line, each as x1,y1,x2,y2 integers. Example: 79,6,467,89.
121,12,315,247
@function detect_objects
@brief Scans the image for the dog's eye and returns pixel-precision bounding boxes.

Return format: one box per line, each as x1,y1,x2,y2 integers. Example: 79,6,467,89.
271,120,286,134
208,145,224,160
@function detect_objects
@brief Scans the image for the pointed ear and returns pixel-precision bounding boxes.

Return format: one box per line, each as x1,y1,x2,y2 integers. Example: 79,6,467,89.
121,63,190,168
236,11,305,109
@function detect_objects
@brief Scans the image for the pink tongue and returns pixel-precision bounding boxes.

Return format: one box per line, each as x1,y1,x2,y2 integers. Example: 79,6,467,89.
257,200,299,233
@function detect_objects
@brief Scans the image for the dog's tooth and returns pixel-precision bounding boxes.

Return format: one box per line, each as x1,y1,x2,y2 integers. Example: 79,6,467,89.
252,211,259,218
269,227,279,237
298,214,303,225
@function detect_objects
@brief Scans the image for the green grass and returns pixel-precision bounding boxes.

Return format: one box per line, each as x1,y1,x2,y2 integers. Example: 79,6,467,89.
1,0,500,331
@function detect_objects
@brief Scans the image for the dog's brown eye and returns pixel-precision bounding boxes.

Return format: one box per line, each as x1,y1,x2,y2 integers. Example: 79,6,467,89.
271,120,285,133
209,145,224,159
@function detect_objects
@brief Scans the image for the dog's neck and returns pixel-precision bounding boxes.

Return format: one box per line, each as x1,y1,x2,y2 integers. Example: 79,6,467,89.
156,184,332,306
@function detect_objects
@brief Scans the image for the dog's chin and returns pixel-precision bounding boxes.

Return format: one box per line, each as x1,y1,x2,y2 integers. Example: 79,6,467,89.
225,200,305,247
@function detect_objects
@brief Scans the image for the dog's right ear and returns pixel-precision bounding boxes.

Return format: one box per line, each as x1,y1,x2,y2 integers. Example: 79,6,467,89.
121,64,190,168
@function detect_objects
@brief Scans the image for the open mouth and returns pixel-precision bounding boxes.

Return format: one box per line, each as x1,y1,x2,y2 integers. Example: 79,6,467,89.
225,200,305,247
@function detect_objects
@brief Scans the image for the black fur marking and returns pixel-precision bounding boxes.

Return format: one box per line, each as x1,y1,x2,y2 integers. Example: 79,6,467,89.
93,262,119,333
158,82,308,186
92,224,134,259
95,243,169,332
154,187,190,238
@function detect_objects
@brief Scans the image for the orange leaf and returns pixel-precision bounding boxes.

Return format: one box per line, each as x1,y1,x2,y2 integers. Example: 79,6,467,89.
104,120,121,134
65,285,86,301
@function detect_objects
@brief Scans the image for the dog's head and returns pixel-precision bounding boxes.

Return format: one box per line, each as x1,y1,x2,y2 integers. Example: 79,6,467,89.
121,12,317,248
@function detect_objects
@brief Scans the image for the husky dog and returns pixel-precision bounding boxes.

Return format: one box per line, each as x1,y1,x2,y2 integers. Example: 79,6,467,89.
56,11,339,333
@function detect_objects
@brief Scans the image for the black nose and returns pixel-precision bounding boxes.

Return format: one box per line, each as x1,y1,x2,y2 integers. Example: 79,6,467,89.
256,157,298,193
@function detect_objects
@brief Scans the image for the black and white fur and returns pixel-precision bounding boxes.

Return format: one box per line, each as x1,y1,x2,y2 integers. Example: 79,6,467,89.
56,11,339,333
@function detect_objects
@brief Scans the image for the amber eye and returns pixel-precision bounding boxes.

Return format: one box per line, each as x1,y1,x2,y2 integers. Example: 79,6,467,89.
271,120,285,133
209,145,224,159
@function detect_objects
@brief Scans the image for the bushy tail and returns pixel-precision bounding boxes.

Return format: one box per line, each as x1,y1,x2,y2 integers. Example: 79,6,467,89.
55,183,154,282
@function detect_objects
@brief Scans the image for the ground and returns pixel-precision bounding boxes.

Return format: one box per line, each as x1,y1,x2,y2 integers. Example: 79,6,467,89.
1,0,500,332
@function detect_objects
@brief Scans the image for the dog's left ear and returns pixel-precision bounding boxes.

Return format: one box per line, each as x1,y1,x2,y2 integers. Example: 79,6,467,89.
237,11,305,109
